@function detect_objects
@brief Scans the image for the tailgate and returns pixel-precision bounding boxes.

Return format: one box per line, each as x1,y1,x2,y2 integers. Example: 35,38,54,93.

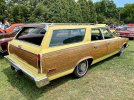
8,40,41,68
8,42,40,69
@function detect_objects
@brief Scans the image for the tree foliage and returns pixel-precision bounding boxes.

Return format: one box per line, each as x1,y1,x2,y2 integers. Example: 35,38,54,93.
121,4,134,23
0,0,133,24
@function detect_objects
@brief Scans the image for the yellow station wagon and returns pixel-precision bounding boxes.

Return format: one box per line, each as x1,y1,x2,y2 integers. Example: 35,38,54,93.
5,23,128,88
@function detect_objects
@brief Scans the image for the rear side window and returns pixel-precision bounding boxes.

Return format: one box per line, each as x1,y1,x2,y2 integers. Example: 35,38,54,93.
50,28,86,47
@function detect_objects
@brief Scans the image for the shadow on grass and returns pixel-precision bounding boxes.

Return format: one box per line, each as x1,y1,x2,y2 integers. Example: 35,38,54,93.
2,54,119,99
2,66,75,100
89,55,118,70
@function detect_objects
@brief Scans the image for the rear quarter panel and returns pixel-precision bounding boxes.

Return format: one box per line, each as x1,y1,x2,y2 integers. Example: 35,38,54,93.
118,37,129,48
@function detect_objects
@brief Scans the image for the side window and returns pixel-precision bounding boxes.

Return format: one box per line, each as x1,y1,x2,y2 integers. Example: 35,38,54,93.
50,28,86,47
91,28,103,41
101,28,113,39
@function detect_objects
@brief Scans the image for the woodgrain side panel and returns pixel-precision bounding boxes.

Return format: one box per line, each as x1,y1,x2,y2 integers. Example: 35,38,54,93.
9,45,38,69
107,38,120,54
42,41,108,76
42,44,91,76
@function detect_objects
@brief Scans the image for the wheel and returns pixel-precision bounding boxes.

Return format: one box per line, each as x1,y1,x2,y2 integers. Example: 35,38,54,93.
118,46,125,56
73,60,88,78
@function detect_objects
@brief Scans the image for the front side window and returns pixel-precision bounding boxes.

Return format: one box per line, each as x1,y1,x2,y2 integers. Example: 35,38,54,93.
50,28,86,47
91,28,103,41
16,27,46,45
101,28,113,39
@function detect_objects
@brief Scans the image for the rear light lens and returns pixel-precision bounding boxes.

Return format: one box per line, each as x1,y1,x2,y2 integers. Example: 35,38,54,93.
37,54,41,73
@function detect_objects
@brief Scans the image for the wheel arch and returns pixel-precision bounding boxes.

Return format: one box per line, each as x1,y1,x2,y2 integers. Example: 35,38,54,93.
122,42,128,48
75,56,94,68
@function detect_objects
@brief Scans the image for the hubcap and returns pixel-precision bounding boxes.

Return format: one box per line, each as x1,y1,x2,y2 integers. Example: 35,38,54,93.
77,61,88,76
121,47,125,54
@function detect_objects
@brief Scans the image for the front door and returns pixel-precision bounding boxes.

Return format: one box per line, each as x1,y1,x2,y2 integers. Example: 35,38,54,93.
100,28,120,55
90,28,108,60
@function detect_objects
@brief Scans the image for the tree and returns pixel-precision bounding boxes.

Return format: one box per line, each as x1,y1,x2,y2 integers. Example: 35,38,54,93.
121,4,134,23
95,0,118,24
88,0,97,23
77,0,91,22
0,0,7,20
29,2,49,22
12,4,30,22
65,0,83,22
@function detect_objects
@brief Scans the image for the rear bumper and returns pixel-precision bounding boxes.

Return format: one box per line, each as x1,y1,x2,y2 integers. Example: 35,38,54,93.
5,55,50,88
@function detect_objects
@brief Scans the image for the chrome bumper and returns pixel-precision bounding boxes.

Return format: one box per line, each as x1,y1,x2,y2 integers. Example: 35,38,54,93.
5,56,50,88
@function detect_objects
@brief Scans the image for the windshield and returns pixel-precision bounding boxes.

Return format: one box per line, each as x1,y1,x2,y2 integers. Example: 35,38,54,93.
0,24,5,30
16,27,46,45
121,27,134,31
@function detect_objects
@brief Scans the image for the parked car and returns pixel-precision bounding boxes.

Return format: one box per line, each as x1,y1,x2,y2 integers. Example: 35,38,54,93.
0,31,19,56
118,26,134,39
5,23,128,88
0,28,5,34
0,24,5,33
128,24,134,27
4,23,23,33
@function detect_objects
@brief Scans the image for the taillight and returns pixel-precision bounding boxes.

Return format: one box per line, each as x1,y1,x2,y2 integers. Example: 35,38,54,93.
37,54,41,73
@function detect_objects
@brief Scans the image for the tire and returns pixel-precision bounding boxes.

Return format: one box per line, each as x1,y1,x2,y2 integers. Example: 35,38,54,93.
118,46,125,56
73,60,88,78
11,65,15,70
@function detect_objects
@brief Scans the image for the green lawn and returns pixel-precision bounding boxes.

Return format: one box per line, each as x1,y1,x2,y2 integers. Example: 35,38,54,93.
0,41,134,100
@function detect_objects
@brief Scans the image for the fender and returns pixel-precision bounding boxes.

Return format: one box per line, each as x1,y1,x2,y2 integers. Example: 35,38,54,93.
75,56,93,68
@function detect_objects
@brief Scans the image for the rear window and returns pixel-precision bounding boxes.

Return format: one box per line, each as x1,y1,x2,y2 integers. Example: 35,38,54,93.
50,28,86,47
16,27,46,45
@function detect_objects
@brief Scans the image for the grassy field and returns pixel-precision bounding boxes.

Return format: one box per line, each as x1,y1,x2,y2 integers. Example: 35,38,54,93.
0,41,134,100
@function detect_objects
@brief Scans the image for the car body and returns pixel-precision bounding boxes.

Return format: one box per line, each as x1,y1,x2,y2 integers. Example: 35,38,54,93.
118,26,134,39
0,31,19,56
128,24,134,27
0,28,5,34
4,23,23,33
5,23,128,88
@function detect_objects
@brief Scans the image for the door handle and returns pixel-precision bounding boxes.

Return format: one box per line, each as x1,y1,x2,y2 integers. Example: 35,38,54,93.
107,42,110,45
94,46,98,49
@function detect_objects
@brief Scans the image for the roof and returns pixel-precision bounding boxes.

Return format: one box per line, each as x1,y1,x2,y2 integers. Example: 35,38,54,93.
22,23,48,28
21,23,107,30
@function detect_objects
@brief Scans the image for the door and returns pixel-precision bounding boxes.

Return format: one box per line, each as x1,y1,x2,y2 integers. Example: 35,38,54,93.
100,28,120,55
90,28,108,60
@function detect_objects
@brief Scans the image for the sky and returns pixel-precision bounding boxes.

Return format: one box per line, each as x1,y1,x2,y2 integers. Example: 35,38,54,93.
93,0,134,7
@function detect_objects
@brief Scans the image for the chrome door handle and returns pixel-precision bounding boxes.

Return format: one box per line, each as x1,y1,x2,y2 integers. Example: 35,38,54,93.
94,46,98,49
107,42,110,45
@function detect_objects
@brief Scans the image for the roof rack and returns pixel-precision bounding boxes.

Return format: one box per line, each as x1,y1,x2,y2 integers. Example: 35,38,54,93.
50,23,96,25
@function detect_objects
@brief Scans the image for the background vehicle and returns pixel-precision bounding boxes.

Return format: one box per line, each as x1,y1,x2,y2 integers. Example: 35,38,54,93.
118,26,134,39
0,23,23,34
0,31,19,56
0,24,6,33
4,23,23,33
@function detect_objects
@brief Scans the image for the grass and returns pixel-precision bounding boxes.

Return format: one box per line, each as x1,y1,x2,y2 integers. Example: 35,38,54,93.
0,41,134,100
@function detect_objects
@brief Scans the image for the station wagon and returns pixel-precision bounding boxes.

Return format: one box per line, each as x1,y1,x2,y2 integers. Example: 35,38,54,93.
5,23,128,87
